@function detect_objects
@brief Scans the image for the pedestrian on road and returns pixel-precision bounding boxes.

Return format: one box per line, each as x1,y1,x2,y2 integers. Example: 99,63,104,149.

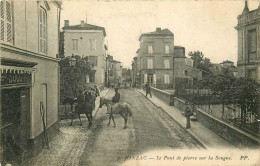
145,82,152,98
184,101,193,129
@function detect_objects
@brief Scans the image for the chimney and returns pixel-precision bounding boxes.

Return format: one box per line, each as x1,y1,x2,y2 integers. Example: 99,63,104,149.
156,27,161,32
64,20,69,27
80,21,84,27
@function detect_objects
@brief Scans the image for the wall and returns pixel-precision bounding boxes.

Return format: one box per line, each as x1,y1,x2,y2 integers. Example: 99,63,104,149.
173,95,260,147
13,1,59,58
63,30,106,85
148,87,174,105
1,1,60,148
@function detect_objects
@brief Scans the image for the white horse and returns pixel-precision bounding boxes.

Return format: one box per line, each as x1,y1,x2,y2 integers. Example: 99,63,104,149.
99,97,132,129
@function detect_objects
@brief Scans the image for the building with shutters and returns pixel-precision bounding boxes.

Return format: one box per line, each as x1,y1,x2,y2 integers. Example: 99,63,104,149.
138,27,175,88
106,55,122,87
61,20,106,86
235,1,260,82
0,0,62,163
135,28,201,89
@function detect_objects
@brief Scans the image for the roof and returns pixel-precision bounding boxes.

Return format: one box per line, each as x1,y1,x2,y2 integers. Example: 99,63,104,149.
63,23,106,36
109,60,121,63
139,28,173,41
221,60,233,64
174,46,185,49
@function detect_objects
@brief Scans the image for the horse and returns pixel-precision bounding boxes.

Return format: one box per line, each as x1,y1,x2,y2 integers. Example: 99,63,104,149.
71,101,93,128
70,91,94,128
99,97,132,129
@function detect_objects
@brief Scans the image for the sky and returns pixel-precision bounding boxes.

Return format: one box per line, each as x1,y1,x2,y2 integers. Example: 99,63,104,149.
60,0,260,68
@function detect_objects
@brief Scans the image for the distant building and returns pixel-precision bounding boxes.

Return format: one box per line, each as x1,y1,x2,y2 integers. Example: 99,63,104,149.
0,0,62,162
133,28,202,89
107,55,122,87
235,1,260,82
210,60,238,77
138,27,175,88
173,46,202,85
61,20,106,86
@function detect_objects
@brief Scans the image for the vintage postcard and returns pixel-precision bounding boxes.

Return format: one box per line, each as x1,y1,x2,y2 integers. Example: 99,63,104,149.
0,0,260,165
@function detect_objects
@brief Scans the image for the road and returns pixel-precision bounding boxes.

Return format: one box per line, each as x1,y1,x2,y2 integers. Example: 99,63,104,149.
79,88,203,166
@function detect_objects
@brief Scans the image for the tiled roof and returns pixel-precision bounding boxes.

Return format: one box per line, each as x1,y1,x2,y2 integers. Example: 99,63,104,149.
63,23,106,36
139,28,173,40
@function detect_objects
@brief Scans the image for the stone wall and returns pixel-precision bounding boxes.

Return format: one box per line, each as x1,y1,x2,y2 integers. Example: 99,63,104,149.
173,95,260,147
149,87,174,106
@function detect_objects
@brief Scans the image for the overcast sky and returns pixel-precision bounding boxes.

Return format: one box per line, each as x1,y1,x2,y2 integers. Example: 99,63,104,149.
60,0,259,68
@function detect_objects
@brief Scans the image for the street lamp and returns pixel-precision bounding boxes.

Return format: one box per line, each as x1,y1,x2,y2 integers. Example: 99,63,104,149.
69,56,77,67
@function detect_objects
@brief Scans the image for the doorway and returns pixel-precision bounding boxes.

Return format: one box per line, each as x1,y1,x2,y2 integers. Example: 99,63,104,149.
1,87,30,163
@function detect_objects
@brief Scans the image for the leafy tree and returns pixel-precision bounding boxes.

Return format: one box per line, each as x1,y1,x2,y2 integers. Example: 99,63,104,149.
59,56,93,101
188,51,212,72
209,74,260,125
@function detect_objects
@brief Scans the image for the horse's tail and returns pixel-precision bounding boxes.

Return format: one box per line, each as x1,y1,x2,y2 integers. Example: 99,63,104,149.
125,103,132,116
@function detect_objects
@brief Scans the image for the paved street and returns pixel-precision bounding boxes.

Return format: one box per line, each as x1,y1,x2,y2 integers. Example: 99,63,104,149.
80,88,203,166
24,88,203,166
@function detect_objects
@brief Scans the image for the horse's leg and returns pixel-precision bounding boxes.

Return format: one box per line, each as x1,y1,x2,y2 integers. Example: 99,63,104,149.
124,111,128,129
119,111,127,129
70,113,73,126
107,113,111,126
78,113,82,126
111,113,116,127
85,113,91,128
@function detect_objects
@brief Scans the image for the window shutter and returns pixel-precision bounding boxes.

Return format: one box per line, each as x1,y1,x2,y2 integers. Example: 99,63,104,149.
144,74,147,84
0,1,4,41
153,74,156,85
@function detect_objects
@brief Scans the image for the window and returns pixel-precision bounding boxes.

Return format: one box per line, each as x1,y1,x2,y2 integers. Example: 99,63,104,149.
147,74,153,84
39,7,47,53
89,56,98,66
148,45,153,54
165,45,169,54
89,39,96,50
247,69,256,80
147,59,153,69
164,74,170,84
164,59,170,69
248,29,257,52
0,0,12,44
184,70,188,76
72,39,78,50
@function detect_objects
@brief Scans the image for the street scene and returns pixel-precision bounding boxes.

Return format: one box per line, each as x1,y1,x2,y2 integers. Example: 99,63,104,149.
1,0,260,166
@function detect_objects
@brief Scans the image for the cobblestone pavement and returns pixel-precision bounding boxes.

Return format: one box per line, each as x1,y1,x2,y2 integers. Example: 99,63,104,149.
23,88,203,166
79,88,203,166
23,90,110,166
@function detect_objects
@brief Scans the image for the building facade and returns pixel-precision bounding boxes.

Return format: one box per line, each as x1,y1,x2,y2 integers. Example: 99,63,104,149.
62,20,106,86
0,0,61,163
138,27,174,88
107,55,122,87
236,1,260,82
173,46,202,85
210,60,238,77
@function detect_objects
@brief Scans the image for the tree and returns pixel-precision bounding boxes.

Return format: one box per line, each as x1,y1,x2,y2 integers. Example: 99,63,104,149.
59,56,93,101
209,74,260,125
188,51,212,72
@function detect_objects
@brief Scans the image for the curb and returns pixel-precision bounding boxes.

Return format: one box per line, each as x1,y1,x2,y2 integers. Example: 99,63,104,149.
136,89,207,149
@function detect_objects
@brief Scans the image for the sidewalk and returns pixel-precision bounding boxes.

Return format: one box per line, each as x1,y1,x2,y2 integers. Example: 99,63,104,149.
23,88,111,166
137,89,235,149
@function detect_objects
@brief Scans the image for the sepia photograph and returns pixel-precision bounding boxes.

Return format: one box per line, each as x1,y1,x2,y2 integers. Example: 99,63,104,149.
0,0,260,165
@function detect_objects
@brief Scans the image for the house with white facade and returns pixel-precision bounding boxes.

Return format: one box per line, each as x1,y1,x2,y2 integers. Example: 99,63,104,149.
0,0,62,163
61,20,106,86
